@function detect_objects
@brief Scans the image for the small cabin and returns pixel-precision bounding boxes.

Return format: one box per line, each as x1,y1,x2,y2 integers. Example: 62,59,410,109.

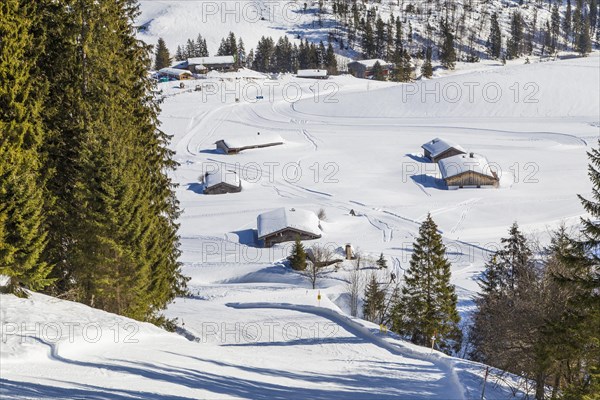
347,59,393,79
257,208,322,248
215,133,284,154
421,138,466,163
157,67,193,81
297,69,328,79
438,153,499,189
203,170,241,195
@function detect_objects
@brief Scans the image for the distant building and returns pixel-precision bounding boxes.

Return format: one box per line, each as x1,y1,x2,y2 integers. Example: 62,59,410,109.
438,153,499,189
187,56,236,72
347,59,393,79
203,170,241,195
257,208,322,248
421,138,466,162
157,67,193,80
215,133,284,154
296,69,328,79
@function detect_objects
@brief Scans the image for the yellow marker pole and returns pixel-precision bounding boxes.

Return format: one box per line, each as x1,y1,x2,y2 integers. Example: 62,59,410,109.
317,290,321,306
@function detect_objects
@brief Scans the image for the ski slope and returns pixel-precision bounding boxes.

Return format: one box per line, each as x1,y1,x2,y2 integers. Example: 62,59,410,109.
1,54,598,398
1,290,526,399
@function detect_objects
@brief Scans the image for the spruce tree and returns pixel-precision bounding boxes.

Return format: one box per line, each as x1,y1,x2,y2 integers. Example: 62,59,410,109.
421,46,433,78
376,253,388,269
487,12,502,59
363,273,385,323
325,43,337,74
507,11,524,59
371,61,385,80
576,18,592,56
289,237,307,271
563,0,573,48
439,19,456,70
154,38,171,70
0,0,53,295
392,214,461,354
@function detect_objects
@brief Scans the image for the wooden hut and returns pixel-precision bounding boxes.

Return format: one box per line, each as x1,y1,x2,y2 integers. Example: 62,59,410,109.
203,170,242,195
438,153,499,189
257,208,322,248
157,67,193,80
421,138,466,162
347,59,393,79
215,133,284,154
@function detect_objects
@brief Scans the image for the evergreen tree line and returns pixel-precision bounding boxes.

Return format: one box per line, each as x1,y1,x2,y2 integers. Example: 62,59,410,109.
326,0,597,72
468,143,600,398
1,0,187,327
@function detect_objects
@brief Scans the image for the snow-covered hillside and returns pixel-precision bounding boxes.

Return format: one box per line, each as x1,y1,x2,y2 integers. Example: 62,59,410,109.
2,51,598,398
136,0,590,65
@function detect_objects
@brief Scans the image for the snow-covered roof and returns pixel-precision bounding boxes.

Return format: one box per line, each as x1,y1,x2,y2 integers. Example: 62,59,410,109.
421,138,465,158
188,56,235,65
297,69,328,77
349,59,392,68
204,169,240,188
438,153,497,179
217,133,284,150
158,67,192,77
257,208,321,239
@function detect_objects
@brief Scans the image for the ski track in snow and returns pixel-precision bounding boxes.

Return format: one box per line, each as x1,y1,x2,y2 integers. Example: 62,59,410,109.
227,302,467,400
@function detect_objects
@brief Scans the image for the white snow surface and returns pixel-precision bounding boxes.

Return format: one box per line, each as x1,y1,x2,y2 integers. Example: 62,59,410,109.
2,55,599,399
257,207,322,238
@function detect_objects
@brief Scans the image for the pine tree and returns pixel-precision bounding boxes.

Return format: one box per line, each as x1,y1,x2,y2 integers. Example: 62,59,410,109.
392,214,461,354
325,43,337,74
175,45,184,61
577,17,592,55
487,12,502,59
376,253,388,269
439,19,456,70
563,0,573,48
507,11,524,59
363,273,385,322
551,5,561,52
371,61,385,80
236,38,246,68
154,38,170,70
289,237,307,271
362,19,376,58
421,46,433,78
0,0,53,296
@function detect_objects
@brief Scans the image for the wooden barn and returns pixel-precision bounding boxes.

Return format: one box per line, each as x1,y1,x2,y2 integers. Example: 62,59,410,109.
421,138,466,162
202,170,241,195
215,133,284,154
347,59,393,79
296,69,328,79
257,208,322,248
438,153,499,189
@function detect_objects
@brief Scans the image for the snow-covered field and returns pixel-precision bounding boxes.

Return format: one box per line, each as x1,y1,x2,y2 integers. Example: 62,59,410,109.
1,55,598,398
